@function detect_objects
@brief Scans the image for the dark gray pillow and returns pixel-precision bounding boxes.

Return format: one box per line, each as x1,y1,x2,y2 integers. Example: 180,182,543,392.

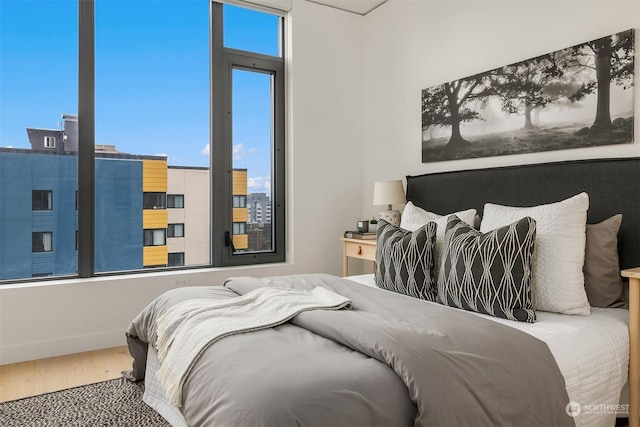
584,214,625,308
374,219,437,301
438,215,537,323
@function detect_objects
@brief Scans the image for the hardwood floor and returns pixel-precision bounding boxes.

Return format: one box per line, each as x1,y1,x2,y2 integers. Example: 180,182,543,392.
0,345,132,403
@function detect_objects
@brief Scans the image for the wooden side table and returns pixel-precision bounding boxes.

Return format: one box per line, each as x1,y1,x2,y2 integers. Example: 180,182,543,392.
623,267,640,427
341,238,376,277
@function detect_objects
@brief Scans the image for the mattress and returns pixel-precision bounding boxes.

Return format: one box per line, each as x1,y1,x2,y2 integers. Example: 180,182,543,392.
144,345,188,427
349,274,630,427
143,275,629,427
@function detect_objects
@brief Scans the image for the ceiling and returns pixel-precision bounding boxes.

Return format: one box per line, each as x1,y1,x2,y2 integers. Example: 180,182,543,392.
306,0,388,15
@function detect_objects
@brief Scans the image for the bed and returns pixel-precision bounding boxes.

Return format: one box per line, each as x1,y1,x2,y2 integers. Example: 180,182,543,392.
125,157,640,427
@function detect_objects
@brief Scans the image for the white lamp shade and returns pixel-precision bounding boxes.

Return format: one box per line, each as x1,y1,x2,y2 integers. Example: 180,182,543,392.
373,180,406,207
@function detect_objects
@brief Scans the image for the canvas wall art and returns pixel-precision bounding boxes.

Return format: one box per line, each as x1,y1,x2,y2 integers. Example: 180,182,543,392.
421,29,635,163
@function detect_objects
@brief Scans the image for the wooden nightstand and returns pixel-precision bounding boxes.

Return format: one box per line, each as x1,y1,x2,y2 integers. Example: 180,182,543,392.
623,267,640,427
341,238,376,277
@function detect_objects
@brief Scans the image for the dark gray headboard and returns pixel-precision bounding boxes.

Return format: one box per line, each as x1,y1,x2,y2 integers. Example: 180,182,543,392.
406,157,640,269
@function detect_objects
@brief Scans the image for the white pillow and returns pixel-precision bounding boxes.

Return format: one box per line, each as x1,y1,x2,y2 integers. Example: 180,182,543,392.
400,201,477,279
480,192,590,316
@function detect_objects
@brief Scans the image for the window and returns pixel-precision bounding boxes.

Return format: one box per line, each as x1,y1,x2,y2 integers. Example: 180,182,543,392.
167,195,184,209
167,223,184,238
168,252,185,267
0,1,78,281
232,222,246,235
43,136,56,148
143,229,166,246
233,195,246,208
32,190,53,210
0,0,285,283
32,232,53,252
143,192,166,210
212,3,285,266
223,5,280,56
32,272,53,277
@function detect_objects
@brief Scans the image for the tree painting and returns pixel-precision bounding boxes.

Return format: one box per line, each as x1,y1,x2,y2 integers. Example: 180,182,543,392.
422,29,634,163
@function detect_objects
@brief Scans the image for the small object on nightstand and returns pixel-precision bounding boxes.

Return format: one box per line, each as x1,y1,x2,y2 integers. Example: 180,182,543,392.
344,231,377,240
369,218,378,233
356,218,369,233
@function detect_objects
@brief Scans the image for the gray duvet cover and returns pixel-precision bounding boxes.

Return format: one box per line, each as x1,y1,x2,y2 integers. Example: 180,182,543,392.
126,273,574,427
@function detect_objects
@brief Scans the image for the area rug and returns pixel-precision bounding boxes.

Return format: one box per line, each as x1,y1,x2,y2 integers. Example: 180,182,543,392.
0,378,170,427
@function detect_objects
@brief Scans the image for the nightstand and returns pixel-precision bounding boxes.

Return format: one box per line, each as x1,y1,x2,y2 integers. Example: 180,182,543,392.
341,237,376,277
622,267,640,427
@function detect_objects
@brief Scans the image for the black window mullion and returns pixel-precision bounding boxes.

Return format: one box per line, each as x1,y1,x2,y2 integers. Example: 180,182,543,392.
78,0,95,278
211,2,230,267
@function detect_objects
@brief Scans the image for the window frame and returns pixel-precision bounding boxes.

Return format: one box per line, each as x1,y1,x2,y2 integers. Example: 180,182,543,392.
32,190,53,211
167,194,184,209
43,136,56,148
233,195,246,208
143,192,167,210
167,223,185,238
211,2,285,266
143,229,166,247
32,232,53,253
232,222,246,235
168,252,185,267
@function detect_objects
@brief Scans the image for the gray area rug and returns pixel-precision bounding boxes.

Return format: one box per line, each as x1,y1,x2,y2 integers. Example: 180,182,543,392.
0,378,170,427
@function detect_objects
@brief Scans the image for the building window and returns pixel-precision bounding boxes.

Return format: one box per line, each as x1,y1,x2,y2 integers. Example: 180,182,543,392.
32,272,53,278
143,192,166,210
213,2,285,266
167,194,184,208
143,229,166,246
32,190,53,210
32,232,53,252
43,136,56,148
233,195,246,208
168,252,185,267
167,223,184,238
232,222,246,235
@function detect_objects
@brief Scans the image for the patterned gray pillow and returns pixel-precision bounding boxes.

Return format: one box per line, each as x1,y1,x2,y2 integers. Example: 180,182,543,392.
374,220,437,301
438,215,537,322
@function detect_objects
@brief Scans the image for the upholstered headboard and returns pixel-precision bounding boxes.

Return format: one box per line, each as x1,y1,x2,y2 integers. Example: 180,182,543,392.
406,157,640,270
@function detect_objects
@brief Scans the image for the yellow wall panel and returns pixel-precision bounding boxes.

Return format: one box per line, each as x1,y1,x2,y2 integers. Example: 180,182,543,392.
144,246,168,266
143,210,168,229
232,170,247,196
143,160,168,192
233,208,248,222
233,234,248,250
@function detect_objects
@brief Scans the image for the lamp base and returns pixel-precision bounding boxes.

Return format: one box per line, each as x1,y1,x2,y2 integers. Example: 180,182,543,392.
379,210,401,227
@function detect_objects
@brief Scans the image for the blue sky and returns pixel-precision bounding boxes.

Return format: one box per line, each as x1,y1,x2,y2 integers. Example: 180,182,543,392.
0,0,279,193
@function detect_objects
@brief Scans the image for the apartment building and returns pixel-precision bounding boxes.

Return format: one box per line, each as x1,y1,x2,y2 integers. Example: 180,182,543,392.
0,147,166,279
0,116,250,278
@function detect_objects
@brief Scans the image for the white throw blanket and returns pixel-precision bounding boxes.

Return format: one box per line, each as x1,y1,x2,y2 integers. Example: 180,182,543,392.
155,286,352,407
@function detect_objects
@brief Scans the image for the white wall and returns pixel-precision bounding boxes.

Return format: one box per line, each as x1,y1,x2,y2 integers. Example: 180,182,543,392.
288,0,365,273
0,0,365,364
362,0,640,218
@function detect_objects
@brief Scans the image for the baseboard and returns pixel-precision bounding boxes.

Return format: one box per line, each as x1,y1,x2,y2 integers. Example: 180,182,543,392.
0,329,126,365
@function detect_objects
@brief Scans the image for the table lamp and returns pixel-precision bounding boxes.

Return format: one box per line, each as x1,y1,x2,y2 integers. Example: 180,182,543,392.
373,180,406,227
